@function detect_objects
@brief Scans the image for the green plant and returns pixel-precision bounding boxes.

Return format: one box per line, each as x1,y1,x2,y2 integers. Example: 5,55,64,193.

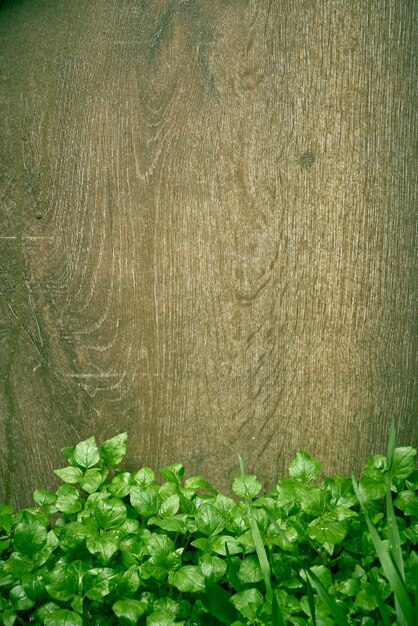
0,429,417,625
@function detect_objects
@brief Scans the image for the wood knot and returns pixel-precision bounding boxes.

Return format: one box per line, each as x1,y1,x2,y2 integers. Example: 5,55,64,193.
299,151,316,168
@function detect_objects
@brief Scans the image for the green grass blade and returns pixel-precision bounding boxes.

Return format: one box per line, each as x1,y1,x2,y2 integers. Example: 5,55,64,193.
306,569,348,626
385,419,406,621
263,507,295,553
248,513,273,597
387,420,396,471
369,571,392,626
304,570,317,626
271,588,285,626
386,488,404,577
352,475,413,626
224,541,243,592
238,456,273,598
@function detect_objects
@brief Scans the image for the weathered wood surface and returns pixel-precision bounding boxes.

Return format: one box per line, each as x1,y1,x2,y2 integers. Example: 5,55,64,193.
0,0,416,508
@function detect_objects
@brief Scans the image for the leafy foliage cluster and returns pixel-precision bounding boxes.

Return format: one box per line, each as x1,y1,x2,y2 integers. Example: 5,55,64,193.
0,431,417,625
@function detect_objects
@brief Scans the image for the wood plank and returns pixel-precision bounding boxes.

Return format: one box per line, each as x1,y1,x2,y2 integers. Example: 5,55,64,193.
0,0,416,507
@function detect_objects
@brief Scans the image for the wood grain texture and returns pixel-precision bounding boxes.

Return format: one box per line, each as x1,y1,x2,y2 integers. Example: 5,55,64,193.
0,0,416,507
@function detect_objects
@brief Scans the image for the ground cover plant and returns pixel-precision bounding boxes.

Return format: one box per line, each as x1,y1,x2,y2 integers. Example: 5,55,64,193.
0,426,417,626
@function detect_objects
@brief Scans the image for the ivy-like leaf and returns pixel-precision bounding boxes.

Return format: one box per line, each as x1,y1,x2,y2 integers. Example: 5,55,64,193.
159,463,185,485
232,474,262,500
108,472,132,498
184,476,218,494
130,485,160,518
55,485,83,516
112,598,146,625
53,466,83,484
101,432,128,467
73,436,100,469
83,567,119,600
390,447,416,480
86,530,119,564
195,503,225,536
13,512,47,557
230,588,264,620
394,491,418,516
199,554,227,584
44,608,83,626
307,514,348,545
33,489,57,507
158,494,180,518
79,468,106,494
359,477,387,502
289,451,321,483
238,555,263,584
95,498,127,530
9,584,36,611
46,563,78,602
168,565,206,593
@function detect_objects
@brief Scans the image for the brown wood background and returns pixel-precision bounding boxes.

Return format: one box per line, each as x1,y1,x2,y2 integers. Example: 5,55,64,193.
0,0,417,508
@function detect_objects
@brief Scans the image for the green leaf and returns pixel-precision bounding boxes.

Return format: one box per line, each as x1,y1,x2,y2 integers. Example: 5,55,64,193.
13,512,47,557
195,503,225,536
33,489,57,507
307,514,348,545
159,463,185,485
9,584,36,611
390,447,417,480
148,514,189,534
210,535,243,556
83,567,119,600
35,602,61,624
58,522,88,552
133,467,156,487
289,451,321,483
230,588,263,620
86,530,119,564
352,475,414,626
130,485,160,517
101,432,128,466
146,609,176,626
199,554,227,583
294,484,325,515
46,564,78,602
95,498,127,530
362,454,388,481
54,466,83,484
306,569,348,626
184,475,218,494
108,472,133,498
55,485,83,516
358,476,387,502
238,555,263,584
157,494,180,518
394,490,418,516
3,552,34,577
115,565,141,595
202,584,238,624
168,565,206,593
0,609,17,626
44,609,83,626
112,599,146,625
79,468,106,493
326,477,358,507
232,474,262,500
73,436,100,469
21,571,47,601
275,479,297,507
